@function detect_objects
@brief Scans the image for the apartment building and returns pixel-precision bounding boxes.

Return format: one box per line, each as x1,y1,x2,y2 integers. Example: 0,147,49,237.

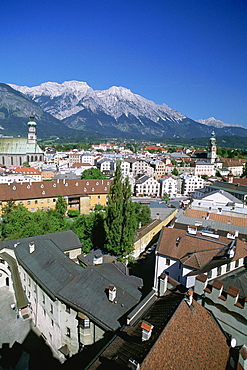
0,179,111,214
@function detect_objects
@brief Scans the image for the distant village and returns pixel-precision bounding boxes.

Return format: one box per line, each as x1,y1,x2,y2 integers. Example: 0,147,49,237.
0,117,247,369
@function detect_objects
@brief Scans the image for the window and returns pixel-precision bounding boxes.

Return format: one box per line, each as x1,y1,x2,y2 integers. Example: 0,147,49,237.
51,319,54,327
27,201,31,205
42,294,45,304
166,259,170,266
66,327,71,338
226,263,231,272
43,309,46,316
217,266,221,276
35,200,38,204
50,304,53,314
79,318,90,328
235,259,239,268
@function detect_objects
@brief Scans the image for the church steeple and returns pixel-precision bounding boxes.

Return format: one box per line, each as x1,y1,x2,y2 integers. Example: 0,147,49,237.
27,115,37,144
208,130,217,164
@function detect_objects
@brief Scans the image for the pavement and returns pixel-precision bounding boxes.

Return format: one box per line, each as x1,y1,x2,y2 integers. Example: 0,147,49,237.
0,286,31,348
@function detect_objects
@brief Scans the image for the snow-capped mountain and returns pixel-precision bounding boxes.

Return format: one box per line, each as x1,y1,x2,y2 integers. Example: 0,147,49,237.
9,81,103,120
196,117,243,129
7,81,247,139
10,81,185,123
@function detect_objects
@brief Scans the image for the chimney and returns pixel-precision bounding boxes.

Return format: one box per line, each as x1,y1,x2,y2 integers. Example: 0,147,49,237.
185,289,193,306
187,225,197,235
141,321,154,341
29,242,35,254
128,358,140,370
108,285,117,302
158,273,168,297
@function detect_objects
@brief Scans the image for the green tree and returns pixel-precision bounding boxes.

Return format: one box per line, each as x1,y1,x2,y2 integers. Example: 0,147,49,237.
81,168,106,179
172,168,179,176
133,203,151,227
241,162,247,178
71,212,105,253
55,195,67,218
22,162,30,167
1,205,69,240
162,192,170,204
104,163,136,258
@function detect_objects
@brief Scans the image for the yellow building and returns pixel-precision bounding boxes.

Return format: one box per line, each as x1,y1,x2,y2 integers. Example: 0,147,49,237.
0,179,111,215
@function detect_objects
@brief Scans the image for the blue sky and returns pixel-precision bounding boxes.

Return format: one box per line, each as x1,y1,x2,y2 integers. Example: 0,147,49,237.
1,0,246,127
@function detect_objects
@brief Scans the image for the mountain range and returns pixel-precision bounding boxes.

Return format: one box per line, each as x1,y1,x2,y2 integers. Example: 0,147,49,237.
0,80,246,140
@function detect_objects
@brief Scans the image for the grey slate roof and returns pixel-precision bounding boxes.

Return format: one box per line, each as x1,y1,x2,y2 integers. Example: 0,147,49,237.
200,189,243,204
136,175,151,184
219,268,247,298
2,234,143,332
175,214,247,237
2,230,82,252
208,181,247,196
57,264,142,331
15,239,81,300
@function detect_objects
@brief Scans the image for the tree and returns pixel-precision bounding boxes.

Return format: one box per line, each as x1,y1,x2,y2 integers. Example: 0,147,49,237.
133,203,151,227
71,212,105,253
22,162,30,167
1,205,69,240
172,168,179,176
81,168,106,179
162,192,170,204
104,162,136,258
241,162,247,178
55,195,67,218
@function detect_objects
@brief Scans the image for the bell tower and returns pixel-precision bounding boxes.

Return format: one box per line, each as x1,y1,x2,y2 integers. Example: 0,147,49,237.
208,130,217,164
27,115,37,144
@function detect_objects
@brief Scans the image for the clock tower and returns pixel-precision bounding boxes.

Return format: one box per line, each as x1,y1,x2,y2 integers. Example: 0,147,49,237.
208,131,217,164
27,115,37,144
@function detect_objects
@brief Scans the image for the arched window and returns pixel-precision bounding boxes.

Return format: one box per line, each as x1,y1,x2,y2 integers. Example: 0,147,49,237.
27,156,30,162
19,157,22,165
31,156,34,162
35,156,38,161
11,157,13,166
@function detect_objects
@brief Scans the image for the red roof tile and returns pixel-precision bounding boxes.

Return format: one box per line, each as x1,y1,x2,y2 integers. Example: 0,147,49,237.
141,299,229,370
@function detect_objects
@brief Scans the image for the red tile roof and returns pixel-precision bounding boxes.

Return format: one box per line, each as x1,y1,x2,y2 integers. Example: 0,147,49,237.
184,208,247,227
157,227,247,268
0,179,111,201
141,299,229,370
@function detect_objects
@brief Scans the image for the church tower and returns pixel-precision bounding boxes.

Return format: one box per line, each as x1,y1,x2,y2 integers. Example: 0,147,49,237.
208,130,217,164
27,115,37,144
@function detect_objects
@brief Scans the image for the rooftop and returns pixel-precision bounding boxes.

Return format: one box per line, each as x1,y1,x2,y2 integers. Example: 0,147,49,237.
89,293,229,370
